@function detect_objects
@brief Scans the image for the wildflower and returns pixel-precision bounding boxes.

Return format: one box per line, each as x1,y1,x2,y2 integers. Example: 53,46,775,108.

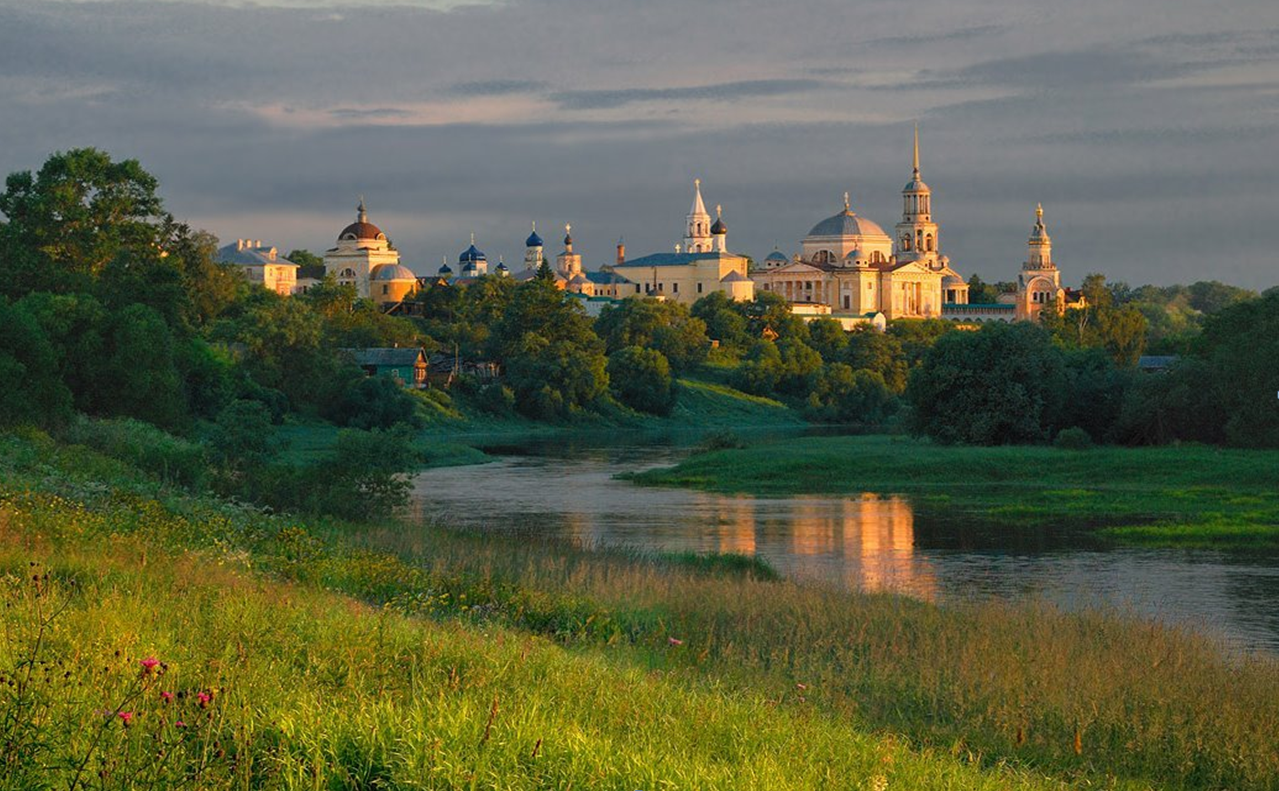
175,720,187,728
796,683,808,691
196,691,211,709
140,657,160,676
667,637,683,647
160,691,174,703
118,712,134,727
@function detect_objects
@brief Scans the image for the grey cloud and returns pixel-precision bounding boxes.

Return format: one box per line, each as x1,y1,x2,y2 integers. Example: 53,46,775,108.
550,79,829,110
328,107,415,119
446,80,548,96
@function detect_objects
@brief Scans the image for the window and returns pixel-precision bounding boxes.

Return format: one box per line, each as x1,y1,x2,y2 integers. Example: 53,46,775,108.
382,285,389,295
673,283,679,293
697,282,703,294
813,250,835,264
925,235,934,252
635,284,642,294
843,295,850,309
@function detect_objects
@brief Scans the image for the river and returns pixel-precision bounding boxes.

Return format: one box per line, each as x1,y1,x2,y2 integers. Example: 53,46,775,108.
408,432,1279,654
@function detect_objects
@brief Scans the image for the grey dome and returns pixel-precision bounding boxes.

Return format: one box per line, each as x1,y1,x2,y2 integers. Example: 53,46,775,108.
370,264,417,281
806,209,889,240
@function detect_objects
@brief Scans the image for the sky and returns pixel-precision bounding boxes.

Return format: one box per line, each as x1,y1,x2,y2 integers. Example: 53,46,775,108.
1,0,1277,289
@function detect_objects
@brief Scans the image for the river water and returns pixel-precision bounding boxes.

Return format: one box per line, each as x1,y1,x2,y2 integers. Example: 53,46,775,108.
408,433,1279,654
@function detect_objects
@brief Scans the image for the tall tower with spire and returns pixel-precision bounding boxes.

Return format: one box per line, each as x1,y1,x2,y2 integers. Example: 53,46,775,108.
1016,203,1064,321
895,123,941,266
684,179,713,253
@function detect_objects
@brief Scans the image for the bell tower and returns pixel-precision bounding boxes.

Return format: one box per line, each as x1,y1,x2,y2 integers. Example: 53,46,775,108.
684,179,713,253
894,123,941,267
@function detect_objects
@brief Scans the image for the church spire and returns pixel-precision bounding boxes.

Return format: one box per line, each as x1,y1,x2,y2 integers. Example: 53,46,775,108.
1026,203,1054,269
685,178,713,252
913,122,921,179
357,196,367,224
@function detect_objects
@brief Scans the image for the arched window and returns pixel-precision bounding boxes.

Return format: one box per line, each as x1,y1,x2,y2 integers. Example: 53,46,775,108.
813,250,835,264
901,235,911,251
339,268,356,280
925,235,934,252
870,251,885,264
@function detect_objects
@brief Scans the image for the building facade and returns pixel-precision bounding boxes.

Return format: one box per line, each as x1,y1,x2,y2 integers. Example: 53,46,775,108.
323,200,418,307
216,239,298,295
751,129,962,321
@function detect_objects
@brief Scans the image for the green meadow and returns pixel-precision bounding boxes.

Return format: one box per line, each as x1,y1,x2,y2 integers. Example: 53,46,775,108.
631,434,1279,547
3,428,1279,789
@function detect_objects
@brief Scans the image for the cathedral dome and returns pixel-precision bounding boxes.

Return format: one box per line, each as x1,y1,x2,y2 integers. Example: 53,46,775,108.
458,244,487,263
339,199,386,242
711,217,727,235
526,230,543,247
806,209,889,240
765,248,788,263
438,263,453,275
339,221,385,242
370,264,416,282
903,176,931,193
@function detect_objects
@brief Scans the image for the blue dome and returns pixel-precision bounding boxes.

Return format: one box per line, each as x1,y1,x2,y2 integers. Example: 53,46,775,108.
496,261,509,271
526,230,543,247
438,264,453,275
458,244,487,263
765,249,788,261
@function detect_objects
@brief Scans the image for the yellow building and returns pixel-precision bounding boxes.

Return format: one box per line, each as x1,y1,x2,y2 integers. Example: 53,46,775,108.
323,200,405,300
216,239,298,296
751,128,962,321
609,181,755,305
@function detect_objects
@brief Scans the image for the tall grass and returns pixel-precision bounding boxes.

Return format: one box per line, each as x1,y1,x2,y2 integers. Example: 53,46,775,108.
4,430,1279,789
0,441,1065,790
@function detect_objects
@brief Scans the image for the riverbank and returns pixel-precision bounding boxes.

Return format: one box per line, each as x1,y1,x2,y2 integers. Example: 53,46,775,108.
279,375,807,468
4,429,1278,789
629,435,1279,547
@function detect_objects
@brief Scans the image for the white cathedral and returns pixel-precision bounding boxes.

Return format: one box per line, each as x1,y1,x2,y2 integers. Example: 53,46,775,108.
752,126,1082,323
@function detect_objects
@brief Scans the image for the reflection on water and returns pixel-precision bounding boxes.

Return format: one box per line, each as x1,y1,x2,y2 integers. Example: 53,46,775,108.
407,437,1279,653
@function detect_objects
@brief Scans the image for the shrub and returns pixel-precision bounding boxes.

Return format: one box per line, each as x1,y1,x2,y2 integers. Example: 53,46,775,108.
62,416,206,487
477,384,516,415
330,376,422,431
1054,426,1094,451
607,346,675,415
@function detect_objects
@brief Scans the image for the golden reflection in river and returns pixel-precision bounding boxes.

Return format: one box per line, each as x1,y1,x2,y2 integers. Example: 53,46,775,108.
687,492,937,600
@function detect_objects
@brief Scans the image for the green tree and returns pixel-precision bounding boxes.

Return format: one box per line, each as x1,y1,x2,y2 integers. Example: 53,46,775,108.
804,364,896,424
504,332,609,419
887,319,954,369
907,322,1068,445
596,299,709,372
730,340,784,396
806,317,848,362
93,304,187,429
0,148,165,297
330,375,423,430
208,399,277,472
966,274,1002,304
691,292,749,350
843,328,909,393
608,346,676,415
286,248,327,279
0,299,73,427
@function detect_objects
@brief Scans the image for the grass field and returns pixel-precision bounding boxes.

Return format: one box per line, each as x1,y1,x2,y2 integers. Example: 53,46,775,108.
630,434,1279,547
3,429,1279,789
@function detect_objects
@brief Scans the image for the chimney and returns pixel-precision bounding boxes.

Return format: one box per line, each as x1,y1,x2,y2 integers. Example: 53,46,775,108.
236,239,245,251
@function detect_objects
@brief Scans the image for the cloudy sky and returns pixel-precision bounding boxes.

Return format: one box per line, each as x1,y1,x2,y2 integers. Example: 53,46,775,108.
1,0,1277,288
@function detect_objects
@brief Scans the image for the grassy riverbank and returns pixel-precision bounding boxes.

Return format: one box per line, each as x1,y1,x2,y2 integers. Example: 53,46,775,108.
279,375,805,468
4,429,1279,789
630,434,1279,547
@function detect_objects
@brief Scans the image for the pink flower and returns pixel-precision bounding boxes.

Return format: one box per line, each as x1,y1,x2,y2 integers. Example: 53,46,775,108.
175,720,187,728
160,691,174,703
667,637,684,647
196,691,211,708
118,711,134,726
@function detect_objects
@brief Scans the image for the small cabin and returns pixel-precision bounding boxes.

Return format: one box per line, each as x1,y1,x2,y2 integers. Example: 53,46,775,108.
340,348,428,388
